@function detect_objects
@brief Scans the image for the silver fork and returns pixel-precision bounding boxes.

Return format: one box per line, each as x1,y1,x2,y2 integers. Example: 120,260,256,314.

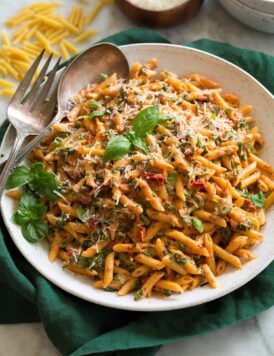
0,50,61,198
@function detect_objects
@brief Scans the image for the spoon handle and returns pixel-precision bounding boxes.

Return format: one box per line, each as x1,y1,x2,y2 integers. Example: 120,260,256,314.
0,133,26,199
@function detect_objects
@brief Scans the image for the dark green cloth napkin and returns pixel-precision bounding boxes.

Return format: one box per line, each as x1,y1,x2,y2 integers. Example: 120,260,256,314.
1,29,274,356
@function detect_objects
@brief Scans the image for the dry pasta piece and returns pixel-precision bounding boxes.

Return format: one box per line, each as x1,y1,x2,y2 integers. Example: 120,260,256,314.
1,88,14,96
74,30,97,43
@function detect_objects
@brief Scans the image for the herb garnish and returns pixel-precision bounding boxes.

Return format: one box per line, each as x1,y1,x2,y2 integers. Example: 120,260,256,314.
103,105,169,162
6,162,59,243
190,217,204,233
241,191,265,208
12,191,48,242
6,162,59,200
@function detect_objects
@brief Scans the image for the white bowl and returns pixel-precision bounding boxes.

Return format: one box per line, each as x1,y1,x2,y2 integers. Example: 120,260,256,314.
219,0,274,33
2,43,274,312
239,0,274,15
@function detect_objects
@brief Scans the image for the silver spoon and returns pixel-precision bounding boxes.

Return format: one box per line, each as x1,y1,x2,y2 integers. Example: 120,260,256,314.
0,42,129,169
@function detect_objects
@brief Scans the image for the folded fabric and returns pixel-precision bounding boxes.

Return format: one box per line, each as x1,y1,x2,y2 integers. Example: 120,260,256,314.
1,28,274,356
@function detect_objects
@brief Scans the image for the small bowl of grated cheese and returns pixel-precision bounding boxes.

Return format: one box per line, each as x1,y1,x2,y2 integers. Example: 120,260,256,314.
115,0,204,27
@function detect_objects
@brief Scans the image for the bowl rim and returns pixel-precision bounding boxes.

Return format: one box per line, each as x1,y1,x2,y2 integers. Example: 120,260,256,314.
226,0,274,17
2,42,274,312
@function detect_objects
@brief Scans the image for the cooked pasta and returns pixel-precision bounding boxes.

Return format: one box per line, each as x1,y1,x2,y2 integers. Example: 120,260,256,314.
9,59,274,300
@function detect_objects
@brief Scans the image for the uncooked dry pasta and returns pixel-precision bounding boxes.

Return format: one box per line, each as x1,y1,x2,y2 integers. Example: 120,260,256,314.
6,58,274,300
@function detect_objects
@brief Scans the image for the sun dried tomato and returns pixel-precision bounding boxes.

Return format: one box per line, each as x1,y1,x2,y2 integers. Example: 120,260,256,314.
193,180,206,190
144,173,165,185
245,199,257,211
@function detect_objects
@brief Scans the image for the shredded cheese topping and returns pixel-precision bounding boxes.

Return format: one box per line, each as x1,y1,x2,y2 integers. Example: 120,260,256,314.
22,58,274,300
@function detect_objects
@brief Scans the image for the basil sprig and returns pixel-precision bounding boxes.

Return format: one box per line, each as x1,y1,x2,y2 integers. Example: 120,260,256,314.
6,162,59,200
6,162,59,243
12,191,48,243
103,105,169,163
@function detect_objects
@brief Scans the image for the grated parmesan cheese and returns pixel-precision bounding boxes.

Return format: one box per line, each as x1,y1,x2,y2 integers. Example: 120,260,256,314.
127,0,188,11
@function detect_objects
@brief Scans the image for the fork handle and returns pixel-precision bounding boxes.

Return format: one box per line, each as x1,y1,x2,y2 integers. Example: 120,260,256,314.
0,133,26,199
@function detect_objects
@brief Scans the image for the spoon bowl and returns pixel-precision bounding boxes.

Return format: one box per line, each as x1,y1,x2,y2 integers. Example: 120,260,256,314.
0,42,129,168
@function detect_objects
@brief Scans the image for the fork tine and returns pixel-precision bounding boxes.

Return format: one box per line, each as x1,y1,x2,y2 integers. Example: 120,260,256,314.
24,53,53,107
10,50,45,106
29,57,61,113
44,77,60,112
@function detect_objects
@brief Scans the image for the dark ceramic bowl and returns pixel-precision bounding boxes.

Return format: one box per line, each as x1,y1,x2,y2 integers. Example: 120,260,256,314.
115,0,204,28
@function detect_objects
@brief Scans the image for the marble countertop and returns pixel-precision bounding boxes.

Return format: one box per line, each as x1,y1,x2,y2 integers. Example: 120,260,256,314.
1,0,274,355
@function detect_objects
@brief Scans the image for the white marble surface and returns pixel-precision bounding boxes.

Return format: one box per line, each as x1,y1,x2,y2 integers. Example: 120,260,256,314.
0,0,274,355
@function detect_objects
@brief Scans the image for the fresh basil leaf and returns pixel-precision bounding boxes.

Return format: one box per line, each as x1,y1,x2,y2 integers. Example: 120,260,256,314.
28,162,58,200
89,100,100,109
132,105,160,137
77,207,93,223
191,217,204,233
88,110,104,120
13,192,47,225
12,211,32,225
126,130,136,143
103,136,132,163
21,220,48,243
132,137,150,154
18,191,38,211
5,166,30,189
242,191,265,208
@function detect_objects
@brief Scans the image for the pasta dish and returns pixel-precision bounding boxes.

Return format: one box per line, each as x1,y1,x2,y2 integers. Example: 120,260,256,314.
6,58,274,300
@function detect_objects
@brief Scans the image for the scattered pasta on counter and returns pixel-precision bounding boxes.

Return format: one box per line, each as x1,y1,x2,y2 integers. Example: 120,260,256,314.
0,0,113,96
